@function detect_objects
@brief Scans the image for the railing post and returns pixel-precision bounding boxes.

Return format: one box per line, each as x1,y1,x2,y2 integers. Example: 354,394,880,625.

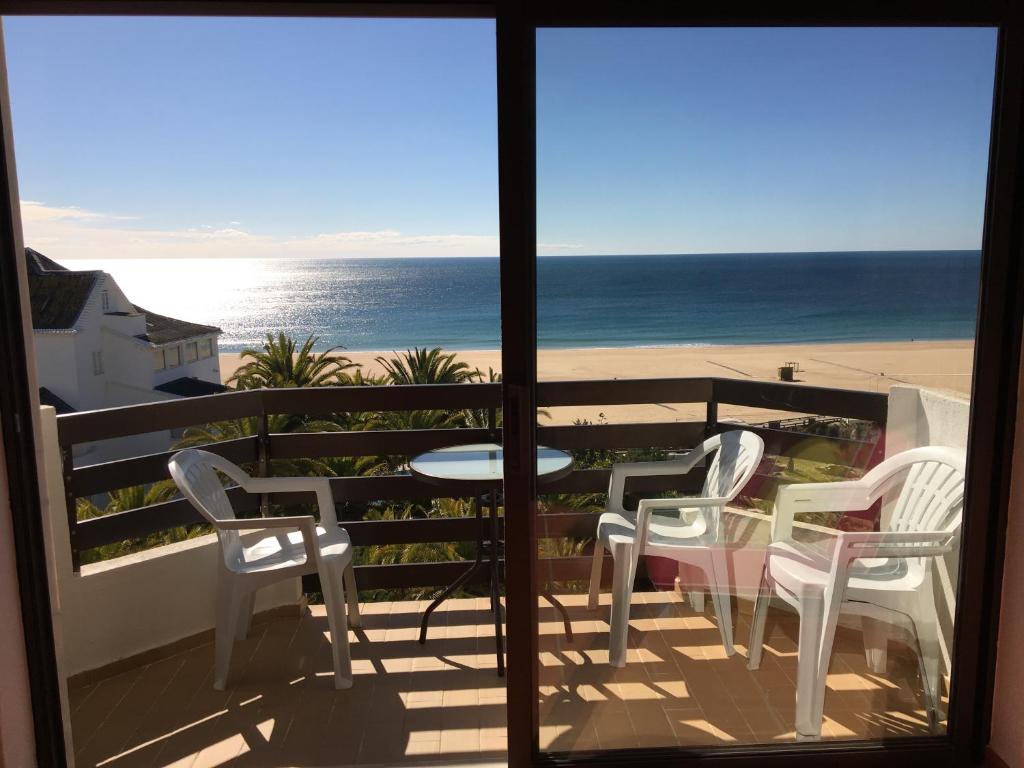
257,411,270,517
60,444,80,572
487,406,498,443
705,399,718,439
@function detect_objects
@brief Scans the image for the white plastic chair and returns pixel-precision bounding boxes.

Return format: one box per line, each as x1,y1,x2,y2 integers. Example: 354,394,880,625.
588,430,765,667
747,446,965,741
168,448,360,690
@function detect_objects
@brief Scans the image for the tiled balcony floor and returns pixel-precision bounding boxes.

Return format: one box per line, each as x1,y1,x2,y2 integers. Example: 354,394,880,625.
69,591,940,767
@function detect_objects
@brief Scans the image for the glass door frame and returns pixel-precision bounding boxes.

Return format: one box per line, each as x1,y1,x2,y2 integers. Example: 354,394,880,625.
498,3,1024,768
0,2,1020,768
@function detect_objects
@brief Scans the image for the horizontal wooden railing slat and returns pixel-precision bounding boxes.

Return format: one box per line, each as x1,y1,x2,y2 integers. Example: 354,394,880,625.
539,421,705,450
260,382,502,415
57,377,889,447
57,389,264,445
73,466,709,551
711,378,888,423
71,437,259,497
721,424,877,457
269,428,492,460
537,377,712,407
75,486,258,551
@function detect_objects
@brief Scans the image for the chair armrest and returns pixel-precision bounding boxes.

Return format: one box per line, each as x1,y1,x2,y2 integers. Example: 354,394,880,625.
637,496,731,514
607,458,701,515
238,477,339,529
772,480,873,543
836,529,956,561
216,515,320,564
611,458,694,479
216,514,316,531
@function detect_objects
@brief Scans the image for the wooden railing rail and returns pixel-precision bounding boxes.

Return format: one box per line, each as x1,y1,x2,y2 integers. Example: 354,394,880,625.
56,377,887,577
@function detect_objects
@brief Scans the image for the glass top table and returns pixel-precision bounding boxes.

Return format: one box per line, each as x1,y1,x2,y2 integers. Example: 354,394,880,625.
409,442,574,485
408,442,576,676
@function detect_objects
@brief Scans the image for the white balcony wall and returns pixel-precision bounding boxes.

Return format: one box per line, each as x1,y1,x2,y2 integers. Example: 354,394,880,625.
38,406,301,679
884,385,970,681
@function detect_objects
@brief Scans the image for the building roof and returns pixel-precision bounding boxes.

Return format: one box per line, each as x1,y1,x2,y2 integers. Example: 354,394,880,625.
24,248,221,344
134,305,222,345
38,387,76,414
25,248,99,330
154,377,229,397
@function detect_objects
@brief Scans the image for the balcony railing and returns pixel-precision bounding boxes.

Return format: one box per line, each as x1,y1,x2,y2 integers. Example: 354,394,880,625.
55,377,887,583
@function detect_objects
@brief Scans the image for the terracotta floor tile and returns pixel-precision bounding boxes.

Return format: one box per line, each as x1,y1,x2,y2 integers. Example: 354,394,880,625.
69,596,941,764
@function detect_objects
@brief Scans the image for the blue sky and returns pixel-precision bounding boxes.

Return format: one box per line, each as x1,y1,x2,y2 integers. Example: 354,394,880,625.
2,19,997,258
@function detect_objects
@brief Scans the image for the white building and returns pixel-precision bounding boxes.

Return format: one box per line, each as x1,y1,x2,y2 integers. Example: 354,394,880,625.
27,248,225,463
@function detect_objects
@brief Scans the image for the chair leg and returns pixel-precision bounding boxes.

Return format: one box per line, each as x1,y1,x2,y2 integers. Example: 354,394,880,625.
588,537,605,611
689,589,705,614
214,578,243,691
747,566,770,671
707,549,735,656
862,617,889,674
908,583,945,730
916,629,944,732
608,540,634,668
796,586,844,742
321,558,353,690
794,595,826,741
235,591,255,641
343,561,362,629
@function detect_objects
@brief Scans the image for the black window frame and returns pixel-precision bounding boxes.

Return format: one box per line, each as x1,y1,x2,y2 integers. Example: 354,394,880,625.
0,3,1020,767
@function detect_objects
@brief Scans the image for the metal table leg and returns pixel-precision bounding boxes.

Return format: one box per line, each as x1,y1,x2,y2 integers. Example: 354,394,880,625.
419,494,487,645
489,487,505,676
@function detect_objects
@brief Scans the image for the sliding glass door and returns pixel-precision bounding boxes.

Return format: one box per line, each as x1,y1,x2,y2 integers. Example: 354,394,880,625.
506,17,1017,766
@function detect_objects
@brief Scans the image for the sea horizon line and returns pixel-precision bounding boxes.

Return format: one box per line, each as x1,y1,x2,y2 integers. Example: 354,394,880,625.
54,247,983,262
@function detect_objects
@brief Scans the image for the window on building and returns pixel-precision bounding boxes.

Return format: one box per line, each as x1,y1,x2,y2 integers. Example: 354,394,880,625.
101,290,110,312
91,350,103,375
153,349,165,371
184,341,198,363
200,338,214,358
165,346,180,368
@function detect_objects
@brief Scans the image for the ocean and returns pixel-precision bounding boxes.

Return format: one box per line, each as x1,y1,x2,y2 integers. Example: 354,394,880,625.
77,251,981,352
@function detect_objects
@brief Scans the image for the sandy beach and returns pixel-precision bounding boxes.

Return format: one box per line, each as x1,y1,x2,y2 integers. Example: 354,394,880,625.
218,339,973,425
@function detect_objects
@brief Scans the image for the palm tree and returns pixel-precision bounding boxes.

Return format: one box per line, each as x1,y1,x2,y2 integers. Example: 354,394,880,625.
352,409,465,475
375,347,480,385
230,332,359,389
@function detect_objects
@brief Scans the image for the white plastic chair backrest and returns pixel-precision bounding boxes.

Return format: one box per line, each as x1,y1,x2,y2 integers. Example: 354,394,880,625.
701,430,765,501
873,446,967,537
169,448,254,568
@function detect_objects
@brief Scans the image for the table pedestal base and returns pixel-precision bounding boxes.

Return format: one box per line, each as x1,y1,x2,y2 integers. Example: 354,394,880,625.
417,489,573,676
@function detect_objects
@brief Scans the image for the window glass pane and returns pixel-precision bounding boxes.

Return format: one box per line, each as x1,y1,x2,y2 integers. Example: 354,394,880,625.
7,15,501,768
535,26,994,752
